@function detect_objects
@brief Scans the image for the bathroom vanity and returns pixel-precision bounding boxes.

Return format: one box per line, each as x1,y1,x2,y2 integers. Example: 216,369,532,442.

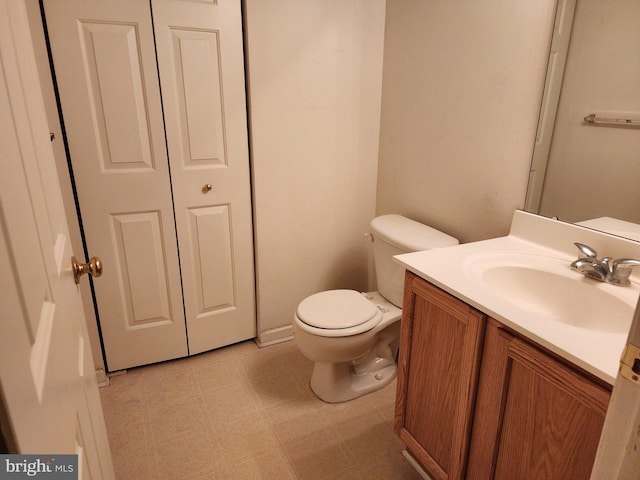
395,272,610,479
393,211,640,480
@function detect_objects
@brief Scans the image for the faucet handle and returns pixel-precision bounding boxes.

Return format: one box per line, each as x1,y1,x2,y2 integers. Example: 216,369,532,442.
574,242,598,259
609,258,640,286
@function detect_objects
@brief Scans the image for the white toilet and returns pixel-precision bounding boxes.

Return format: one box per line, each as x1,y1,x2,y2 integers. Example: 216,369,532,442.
293,214,458,403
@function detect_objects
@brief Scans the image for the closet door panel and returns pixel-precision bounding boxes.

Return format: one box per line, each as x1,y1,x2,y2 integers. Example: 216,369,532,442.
153,0,256,354
78,21,155,170
168,28,226,166
110,211,173,327
43,0,188,371
187,205,235,316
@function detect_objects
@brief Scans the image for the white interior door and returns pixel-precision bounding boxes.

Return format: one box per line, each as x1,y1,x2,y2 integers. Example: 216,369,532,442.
152,0,256,354
42,0,189,371
0,1,113,477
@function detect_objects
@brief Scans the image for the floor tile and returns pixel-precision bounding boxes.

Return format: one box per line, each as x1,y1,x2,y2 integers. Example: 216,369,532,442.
202,382,262,427
231,450,297,479
212,411,281,466
281,427,357,480
110,444,157,480
100,339,417,479
152,431,226,480
145,394,210,445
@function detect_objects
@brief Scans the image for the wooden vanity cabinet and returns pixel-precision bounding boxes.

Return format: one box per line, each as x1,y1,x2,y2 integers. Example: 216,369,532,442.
395,272,612,480
466,318,611,480
394,272,486,480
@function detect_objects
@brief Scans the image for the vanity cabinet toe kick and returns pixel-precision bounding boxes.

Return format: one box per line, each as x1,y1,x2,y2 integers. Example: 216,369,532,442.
394,271,611,480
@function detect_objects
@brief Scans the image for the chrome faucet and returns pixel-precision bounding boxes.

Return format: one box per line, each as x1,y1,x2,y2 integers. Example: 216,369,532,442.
570,242,640,286
609,258,640,286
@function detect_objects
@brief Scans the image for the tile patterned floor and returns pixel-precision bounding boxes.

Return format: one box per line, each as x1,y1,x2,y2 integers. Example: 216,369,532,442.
99,339,423,479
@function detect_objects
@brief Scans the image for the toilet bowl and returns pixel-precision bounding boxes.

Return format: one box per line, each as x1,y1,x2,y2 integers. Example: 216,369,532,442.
294,290,401,403
293,214,458,403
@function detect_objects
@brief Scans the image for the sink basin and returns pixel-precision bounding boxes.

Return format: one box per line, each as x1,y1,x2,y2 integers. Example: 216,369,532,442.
394,210,640,384
465,252,636,333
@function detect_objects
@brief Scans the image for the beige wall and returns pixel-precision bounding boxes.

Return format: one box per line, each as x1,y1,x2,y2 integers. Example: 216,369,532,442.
539,0,640,224
244,0,386,343
377,0,557,243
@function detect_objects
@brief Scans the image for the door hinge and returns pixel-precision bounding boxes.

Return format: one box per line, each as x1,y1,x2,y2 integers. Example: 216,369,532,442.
620,343,640,385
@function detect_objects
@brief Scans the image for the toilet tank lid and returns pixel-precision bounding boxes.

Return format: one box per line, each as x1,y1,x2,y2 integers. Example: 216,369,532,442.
370,214,459,251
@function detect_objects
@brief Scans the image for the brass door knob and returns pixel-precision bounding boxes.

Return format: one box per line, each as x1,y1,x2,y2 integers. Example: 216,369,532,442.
72,256,103,284
203,183,213,192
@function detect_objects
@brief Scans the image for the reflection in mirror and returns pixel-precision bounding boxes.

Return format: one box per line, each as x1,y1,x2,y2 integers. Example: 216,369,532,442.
525,0,640,239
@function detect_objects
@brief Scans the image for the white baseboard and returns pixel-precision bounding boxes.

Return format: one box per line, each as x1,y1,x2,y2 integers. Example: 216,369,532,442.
96,368,109,388
256,324,294,347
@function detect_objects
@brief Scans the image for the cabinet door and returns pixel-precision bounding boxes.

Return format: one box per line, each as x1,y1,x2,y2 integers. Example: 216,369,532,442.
395,272,486,480
467,320,611,480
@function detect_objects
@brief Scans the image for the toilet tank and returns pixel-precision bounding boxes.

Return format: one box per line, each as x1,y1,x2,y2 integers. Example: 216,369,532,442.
370,215,459,307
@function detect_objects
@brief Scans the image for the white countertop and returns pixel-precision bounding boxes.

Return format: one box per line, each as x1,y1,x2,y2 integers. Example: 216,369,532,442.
577,217,640,242
394,211,640,385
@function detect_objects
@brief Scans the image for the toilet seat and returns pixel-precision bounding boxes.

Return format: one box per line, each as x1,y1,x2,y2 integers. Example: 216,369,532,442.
296,289,383,337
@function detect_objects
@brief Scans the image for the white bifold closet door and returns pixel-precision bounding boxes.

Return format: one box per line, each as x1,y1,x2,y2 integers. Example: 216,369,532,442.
43,0,256,371
152,0,256,356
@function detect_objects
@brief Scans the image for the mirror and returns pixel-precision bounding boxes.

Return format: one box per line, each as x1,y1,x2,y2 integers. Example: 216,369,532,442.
525,0,640,239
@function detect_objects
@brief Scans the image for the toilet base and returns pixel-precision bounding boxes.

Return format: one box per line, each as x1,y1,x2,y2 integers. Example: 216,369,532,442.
306,319,400,403
309,358,397,403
